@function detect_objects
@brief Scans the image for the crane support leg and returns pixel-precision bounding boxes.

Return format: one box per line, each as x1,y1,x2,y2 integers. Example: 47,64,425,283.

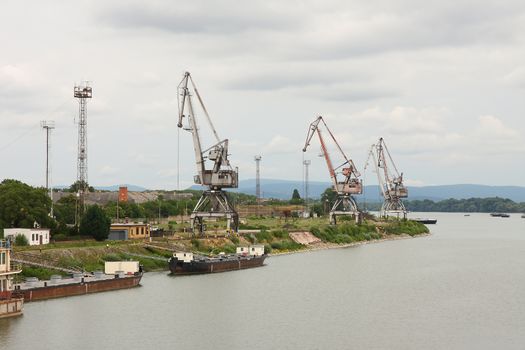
329,195,362,225
380,198,407,219
190,190,239,237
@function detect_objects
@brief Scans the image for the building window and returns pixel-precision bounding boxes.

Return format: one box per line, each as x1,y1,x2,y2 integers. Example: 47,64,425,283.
0,252,5,265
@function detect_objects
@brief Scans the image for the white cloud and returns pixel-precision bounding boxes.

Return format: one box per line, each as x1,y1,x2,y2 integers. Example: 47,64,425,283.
99,165,119,176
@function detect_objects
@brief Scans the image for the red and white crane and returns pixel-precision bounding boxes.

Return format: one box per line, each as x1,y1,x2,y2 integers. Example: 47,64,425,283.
302,116,363,224
365,137,408,218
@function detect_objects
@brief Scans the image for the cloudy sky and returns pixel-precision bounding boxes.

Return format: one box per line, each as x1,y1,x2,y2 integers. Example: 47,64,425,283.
1,0,524,190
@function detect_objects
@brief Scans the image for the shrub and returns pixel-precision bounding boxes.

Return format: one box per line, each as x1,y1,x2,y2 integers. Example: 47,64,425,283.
271,230,288,239
255,230,272,243
229,236,240,245
14,234,29,246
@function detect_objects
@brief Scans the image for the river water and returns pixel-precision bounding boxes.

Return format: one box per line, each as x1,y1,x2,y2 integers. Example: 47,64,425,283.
1,212,524,349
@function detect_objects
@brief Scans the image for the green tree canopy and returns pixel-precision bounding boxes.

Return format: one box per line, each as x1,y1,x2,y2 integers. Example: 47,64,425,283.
54,194,77,225
68,180,95,193
80,205,111,241
290,189,304,205
0,179,53,229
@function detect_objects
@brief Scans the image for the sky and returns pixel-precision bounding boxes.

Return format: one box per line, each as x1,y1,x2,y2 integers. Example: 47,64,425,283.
0,0,524,190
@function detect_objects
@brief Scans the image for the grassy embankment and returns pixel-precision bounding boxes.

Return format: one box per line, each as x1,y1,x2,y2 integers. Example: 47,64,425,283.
15,217,428,280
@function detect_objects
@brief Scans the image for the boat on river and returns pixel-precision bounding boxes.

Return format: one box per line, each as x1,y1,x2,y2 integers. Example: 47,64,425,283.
413,218,437,224
490,213,510,218
169,245,267,275
12,261,143,302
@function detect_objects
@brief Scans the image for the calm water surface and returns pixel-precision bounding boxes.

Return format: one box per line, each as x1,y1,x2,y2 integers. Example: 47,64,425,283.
1,213,524,349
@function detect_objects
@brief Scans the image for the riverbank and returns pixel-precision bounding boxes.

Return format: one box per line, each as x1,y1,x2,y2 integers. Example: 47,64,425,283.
269,232,432,257
11,219,429,279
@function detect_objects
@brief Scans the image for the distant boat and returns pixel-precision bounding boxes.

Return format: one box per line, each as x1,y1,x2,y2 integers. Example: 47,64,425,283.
414,218,437,224
522,214,525,219
491,213,510,218
464,214,470,216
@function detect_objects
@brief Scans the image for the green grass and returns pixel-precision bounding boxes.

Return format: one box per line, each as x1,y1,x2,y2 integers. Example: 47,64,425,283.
19,266,68,280
381,219,429,236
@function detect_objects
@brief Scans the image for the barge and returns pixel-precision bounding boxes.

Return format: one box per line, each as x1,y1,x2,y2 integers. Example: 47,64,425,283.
413,218,437,224
13,261,143,302
490,213,510,218
169,245,267,275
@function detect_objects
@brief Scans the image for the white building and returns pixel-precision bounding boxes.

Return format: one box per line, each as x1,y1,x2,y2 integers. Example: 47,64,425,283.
173,252,194,262
236,245,265,256
3,228,50,246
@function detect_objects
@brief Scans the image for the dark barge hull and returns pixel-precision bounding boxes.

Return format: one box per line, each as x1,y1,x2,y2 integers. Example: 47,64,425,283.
169,255,267,275
13,273,142,302
414,219,437,224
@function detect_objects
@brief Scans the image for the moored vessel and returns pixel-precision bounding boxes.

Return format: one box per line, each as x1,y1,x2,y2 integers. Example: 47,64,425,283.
13,261,143,302
0,239,23,318
490,213,510,217
413,218,437,224
169,245,267,275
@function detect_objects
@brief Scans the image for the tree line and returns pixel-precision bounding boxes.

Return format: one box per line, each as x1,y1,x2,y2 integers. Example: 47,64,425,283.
404,197,525,213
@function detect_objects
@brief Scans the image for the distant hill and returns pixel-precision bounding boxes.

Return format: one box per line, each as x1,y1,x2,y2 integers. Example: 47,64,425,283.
209,179,525,202
54,184,148,192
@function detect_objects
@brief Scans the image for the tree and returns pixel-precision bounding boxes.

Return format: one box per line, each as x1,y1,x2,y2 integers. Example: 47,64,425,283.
320,187,337,213
290,189,304,205
68,180,95,193
54,194,77,225
80,205,111,241
0,179,53,229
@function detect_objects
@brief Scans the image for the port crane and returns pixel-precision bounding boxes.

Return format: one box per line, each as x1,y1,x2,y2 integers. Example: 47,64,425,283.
302,116,363,224
365,137,408,218
177,72,239,235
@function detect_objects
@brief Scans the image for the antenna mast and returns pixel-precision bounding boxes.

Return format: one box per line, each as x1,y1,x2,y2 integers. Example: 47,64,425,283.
41,120,55,217
74,82,92,226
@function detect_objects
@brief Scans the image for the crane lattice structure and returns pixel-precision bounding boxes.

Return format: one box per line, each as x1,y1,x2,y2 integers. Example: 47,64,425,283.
302,116,363,224
41,120,55,217
74,82,92,226
365,137,408,218
177,72,239,236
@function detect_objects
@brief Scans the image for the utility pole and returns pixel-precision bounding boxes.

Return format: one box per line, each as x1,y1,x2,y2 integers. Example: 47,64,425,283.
303,160,311,217
254,155,262,215
41,120,55,217
74,82,92,227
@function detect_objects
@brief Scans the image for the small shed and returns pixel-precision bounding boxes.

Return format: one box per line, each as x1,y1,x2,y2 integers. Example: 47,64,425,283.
174,252,193,262
237,245,265,256
3,228,50,246
109,223,150,240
